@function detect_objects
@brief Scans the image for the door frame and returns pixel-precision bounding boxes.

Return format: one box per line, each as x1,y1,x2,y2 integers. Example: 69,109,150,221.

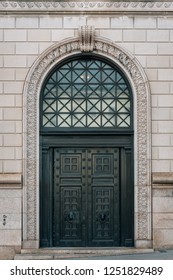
40,133,134,247
23,36,151,249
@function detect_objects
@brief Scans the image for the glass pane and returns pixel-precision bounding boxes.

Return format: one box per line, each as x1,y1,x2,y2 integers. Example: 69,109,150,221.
41,58,132,129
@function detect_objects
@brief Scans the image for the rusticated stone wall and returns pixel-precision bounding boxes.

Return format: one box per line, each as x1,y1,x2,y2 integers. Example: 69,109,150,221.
0,2,173,256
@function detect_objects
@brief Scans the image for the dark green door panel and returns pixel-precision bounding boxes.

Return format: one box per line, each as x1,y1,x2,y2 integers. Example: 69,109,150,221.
40,139,134,247
52,148,119,247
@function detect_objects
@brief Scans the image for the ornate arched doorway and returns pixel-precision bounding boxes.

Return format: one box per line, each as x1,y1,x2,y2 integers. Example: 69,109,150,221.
40,54,134,247
23,32,151,249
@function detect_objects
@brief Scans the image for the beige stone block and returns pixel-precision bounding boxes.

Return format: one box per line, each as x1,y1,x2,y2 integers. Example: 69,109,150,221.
87,17,110,28
4,82,23,94
3,160,22,173
0,121,15,133
16,17,39,28
0,56,3,67
15,96,22,107
3,108,22,121
159,147,173,159
0,109,2,121
158,17,173,29
0,82,3,94
170,57,173,68
135,43,157,55
153,188,173,197
3,134,22,147
158,43,173,55
0,95,15,107
15,121,22,133
64,16,87,28
0,161,2,173
153,229,173,248
16,43,39,55
171,161,173,172
170,83,173,94
152,134,170,146
39,42,53,54
0,189,21,198
40,16,62,28
0,69,15,81
147,30,169,42
15,148,22,160
134,17,156,28
152,160,170,172
15,68,28,80
4,30,27,41
111,16,133,29
168,30,173,41
152,120,158,133
0,43,15,54
152,147,159,160
158,121,173,133
145,69,158,81
0,230,21,246
0,197,21,213
152,108,170,121
26,56,38,67
150,82,169,94
0,247,16,260
28,30,51,42
153,214,173,229
4,56,27,68
0,147,15,160
0,214,21,230
135,56,146,67
153,197,173,212
0,17,15,28
158,69,173,81
100,30,122,42
0,30,3,41
52,30,74,42
87,15,110,29
123,30,146,42
0,135,2,146
158,95,173,107
146,56,169,68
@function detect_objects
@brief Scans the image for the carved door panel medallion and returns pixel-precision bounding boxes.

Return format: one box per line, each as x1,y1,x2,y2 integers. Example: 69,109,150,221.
53,147,120,247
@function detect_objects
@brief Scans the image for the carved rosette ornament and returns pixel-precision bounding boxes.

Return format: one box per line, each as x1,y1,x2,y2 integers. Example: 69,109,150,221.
24,34,151,245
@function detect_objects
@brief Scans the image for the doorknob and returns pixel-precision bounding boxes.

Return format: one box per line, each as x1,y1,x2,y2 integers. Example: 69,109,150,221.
68,211,75,221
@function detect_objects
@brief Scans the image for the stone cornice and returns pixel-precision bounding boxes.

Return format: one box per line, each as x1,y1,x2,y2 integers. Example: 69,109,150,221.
0,173,22,188
1,1,173,13
152,172,173,185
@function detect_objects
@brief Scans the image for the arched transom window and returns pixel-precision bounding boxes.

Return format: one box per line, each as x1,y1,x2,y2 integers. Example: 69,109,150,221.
41,56,132,130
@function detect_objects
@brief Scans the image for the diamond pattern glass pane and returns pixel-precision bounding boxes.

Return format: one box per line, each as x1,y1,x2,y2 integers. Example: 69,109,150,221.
41,58,132,129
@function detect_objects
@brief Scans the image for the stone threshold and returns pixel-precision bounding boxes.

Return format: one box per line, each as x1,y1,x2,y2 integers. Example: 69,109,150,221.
15,248,154,260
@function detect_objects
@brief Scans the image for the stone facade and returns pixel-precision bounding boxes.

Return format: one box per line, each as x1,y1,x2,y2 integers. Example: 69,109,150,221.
0,1,173,258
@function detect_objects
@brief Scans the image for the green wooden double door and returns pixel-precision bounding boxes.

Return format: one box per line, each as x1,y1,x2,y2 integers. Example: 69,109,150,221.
40,136,134,247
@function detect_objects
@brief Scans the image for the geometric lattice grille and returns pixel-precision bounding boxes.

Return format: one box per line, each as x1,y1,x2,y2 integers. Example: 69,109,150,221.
41,58,132,129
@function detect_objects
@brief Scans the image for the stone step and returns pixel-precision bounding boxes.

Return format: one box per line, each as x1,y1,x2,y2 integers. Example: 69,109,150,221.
14,248,154,260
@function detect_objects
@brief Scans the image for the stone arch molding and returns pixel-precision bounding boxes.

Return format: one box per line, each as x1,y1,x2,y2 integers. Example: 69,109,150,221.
23,35,151,248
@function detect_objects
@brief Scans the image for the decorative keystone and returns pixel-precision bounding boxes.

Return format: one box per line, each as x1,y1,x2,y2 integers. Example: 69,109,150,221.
79,26,95,52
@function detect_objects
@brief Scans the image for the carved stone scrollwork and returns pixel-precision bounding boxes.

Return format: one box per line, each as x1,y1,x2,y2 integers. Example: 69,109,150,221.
79,26,95,52
24,36,151,246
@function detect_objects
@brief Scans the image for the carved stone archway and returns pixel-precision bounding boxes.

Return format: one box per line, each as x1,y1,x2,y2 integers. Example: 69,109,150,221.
23,32,151,249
